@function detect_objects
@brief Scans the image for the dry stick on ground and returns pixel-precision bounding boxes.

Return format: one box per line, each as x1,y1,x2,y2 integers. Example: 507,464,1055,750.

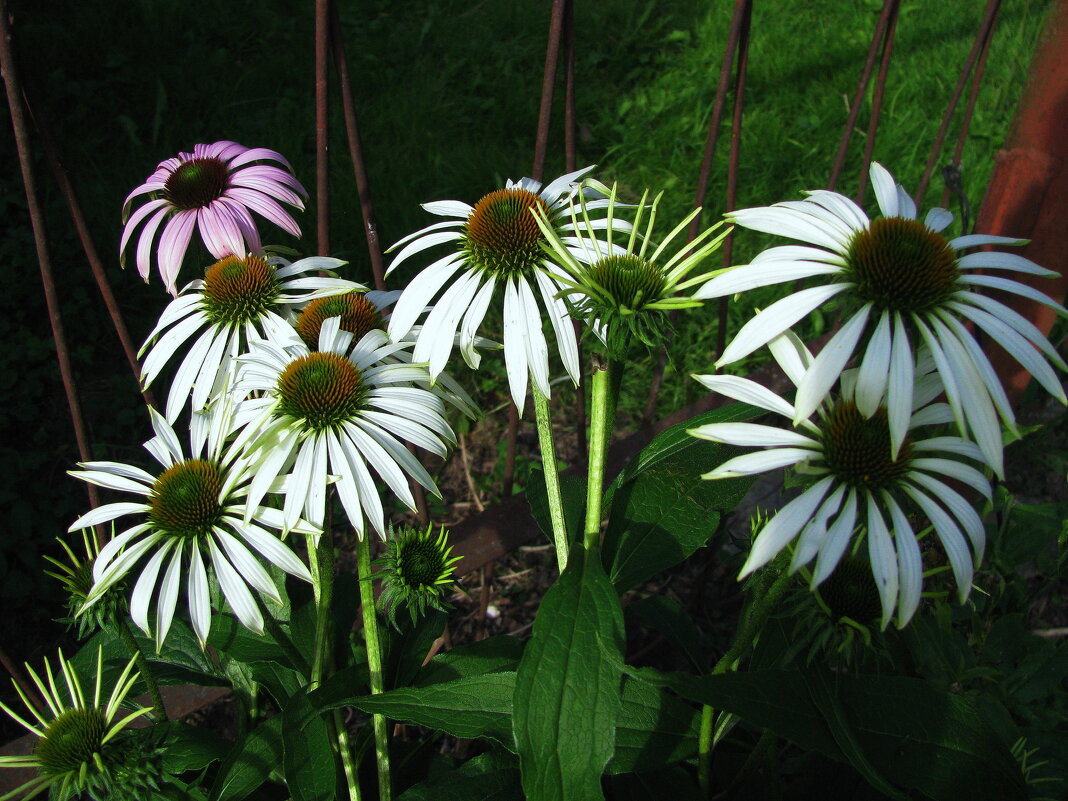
0,3,105,540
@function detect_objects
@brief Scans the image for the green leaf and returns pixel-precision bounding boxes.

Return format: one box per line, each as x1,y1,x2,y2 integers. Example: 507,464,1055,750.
627,596,706,673
158,721,229,774
247,660,304,706
396,751,522,801
207,614,297,669
526,468,587,546
282,689,338,801
416,635,526,687
637,667,1028,801
386,608,448,690
602,403,761,591
208,716,284,801
513,545,625,801
607,675,700,774
310,672,518,748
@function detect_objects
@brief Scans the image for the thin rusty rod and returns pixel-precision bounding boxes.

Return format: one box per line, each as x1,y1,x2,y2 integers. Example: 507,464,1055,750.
941,4,999,209
0,3,102,519
914,0,1002,205
22,81,156,410
715,0,752,360
315,0,331,257
855,0,900,207
531,0,567,182
827,0,899,191
562,0,586,463
563,0,577,175
645,0,750,423
0,644,46,719
686,0,752,244
330,2,386,291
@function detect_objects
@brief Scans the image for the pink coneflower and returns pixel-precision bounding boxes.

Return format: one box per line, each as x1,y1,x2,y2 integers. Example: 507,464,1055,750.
121,141,307,295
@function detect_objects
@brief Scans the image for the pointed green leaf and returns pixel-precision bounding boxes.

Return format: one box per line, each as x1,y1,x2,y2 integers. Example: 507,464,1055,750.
396,751,522,801
282,689,337,801
607,675,700,774
416,635,525,687
513,545,625,801
603,404,761,591
208,716,284,801
526,468,587,546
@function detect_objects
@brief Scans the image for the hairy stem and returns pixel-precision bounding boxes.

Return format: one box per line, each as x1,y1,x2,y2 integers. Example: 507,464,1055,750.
533,381,569,570
357,535,392,801
583,357,621,550
114,618,167,721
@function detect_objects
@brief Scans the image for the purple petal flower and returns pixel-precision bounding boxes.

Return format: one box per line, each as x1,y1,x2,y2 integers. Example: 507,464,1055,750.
122,141,308,295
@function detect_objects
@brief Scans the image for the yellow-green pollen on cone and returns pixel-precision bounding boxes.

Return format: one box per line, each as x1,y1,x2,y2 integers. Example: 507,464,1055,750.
587,253,666,311
296,293,384,349
821,402,911,489
462,188,548,275
202,255,279,325
276,352,366,431
34,707,108,775
163,157,228,210
148,459,224,540
846,217,959,312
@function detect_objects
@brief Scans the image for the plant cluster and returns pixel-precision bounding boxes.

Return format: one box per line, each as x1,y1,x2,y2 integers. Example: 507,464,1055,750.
2,136,1066,801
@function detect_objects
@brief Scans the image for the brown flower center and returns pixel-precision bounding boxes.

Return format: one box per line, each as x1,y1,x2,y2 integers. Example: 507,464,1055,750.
296,293,384,349
163,157,229,210
463,188,547,275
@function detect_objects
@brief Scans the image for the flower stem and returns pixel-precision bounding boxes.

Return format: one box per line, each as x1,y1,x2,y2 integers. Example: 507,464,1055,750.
114,618,167,721
533,380,569,570
308,534,363,801
356,534,392,801
583,357,621,550
697,567,792,795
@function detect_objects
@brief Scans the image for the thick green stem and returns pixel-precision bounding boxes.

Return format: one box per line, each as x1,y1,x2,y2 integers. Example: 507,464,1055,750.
697,568,792,795
583,358,621,550
114,618,167,721
308,536,334,690
533,381,569,570
356,535,392,801
308,534,363,801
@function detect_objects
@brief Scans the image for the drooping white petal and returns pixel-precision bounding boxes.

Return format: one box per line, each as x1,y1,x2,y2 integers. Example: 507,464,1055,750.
854,310,891,417
811,489,858,587
882,491,922,627
459,276,497,369
866,495,898,630
502,278,530,415
283,439,316,533
903,483,974,602
702,447,813,479
187,544,212,645
414,268,482,378
68,501,149,531
421,200,474,218
716,283,850,367
791,482,847,571
517,275,551,399
692,374,797,418
224,516,312,581
344,423,417,510
803,190,870,231
957,274,1068,315
793,304,872,423
740,477,834,576
689,422,818,449
208,538,263,634
694,259,842,299
166,324,219,423
908,472,985,566
951,294,1066,370
934,310,1016,432
924,207,953,232
956,251,1059,278
213,528,280,601
535,269,580,384
387,252,464,340
887,313,914,460
129,540,176,636
729,205,849,252
767,330,813,388
385,230,464,277
156,541,185,650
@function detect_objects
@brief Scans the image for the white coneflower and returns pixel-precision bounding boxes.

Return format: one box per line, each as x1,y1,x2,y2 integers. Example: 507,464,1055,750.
385,167,616,414
140,253,362,422
68,399,314,648
691,334,991,628
232,317,454,538
697,161,1066,476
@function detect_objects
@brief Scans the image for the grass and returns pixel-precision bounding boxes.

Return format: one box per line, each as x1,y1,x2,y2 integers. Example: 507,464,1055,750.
0,0,1053,661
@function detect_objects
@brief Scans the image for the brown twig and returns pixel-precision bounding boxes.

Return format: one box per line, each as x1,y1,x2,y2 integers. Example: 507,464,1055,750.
314,0,330,257
0,2,103,521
